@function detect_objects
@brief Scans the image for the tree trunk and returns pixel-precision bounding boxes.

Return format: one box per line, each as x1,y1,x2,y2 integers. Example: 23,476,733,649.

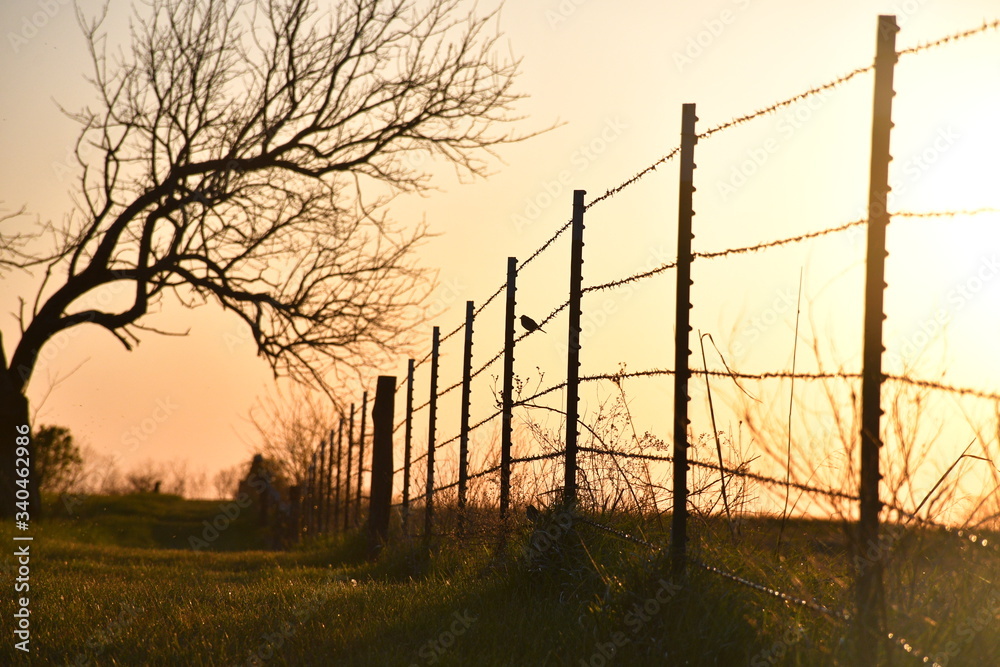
0,369,38,520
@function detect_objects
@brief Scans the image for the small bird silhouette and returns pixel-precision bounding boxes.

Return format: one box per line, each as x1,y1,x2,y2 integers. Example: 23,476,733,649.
526,504,541,522
520,315,545,333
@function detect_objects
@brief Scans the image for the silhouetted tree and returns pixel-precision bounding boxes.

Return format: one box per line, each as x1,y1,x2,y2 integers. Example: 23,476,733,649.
246,386,338,488
33,425,84,494
213,464,243,500
0,0,532,518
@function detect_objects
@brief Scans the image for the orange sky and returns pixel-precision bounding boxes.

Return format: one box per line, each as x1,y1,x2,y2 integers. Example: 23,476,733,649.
1,0,998,513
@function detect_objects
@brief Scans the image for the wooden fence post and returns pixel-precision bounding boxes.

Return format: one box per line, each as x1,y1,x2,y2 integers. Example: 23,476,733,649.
368,375,396,558
425,327,441,538
564,190,587,506
459,301,475,531
403,358,415,535
857,14,898,665
500,258,517,519
671,103,698,579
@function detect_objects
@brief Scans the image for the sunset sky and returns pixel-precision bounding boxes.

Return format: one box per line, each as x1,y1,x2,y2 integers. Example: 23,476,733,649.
1,0,998,512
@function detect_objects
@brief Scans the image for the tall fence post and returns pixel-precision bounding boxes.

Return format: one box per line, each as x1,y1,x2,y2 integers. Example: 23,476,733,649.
308,452,318,535
425,326,441,538
324,429,335,533
368,375,396,558
334,418,343,533
564,190,587,506
671,102,698,579
356,390,368,526
458,301,475,531
500,257,517,519
344,403,355,532
317,433,328,535
857,14,897,665
403,358,415,535
289,484,301,544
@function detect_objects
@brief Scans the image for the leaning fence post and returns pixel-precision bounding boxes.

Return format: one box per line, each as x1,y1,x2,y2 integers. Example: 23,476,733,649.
403,358,415,535
344,403,355,532
356,390,368,526
369,375,396,558
458,301,475,531
671,103,698,579
857,14,897,665
425,327,441,538
500,257,517,519
564,190,587,506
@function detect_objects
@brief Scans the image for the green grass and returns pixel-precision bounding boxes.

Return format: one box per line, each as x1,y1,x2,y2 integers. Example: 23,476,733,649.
1,495,998,665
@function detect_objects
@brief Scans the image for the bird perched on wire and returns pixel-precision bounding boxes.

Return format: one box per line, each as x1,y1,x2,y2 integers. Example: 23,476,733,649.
520,315,545,333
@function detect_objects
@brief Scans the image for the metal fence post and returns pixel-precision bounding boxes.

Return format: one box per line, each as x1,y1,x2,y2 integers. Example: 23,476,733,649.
369,375,396,558
425,327,441,538
500,257,517,519
858,14,898,665
403,358,415,535
324,429,335,533
356,390,368,526
344,403,355,532
307,453,317,535
672,103,698,579
564,190,587,506
459,301,475,530
334,418,343,533
289,484,301,544
317,433,327,534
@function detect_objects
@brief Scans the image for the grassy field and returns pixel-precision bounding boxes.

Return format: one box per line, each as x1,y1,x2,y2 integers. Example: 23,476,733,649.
1,493,998,665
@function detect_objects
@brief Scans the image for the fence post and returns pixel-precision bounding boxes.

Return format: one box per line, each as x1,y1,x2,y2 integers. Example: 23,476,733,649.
369,375,396,558
425,327,441,538
334,418,343,533
857,14,897,665
500,257,517,519
564,190,587,506
671,102,698,579
307,453,317,535
403,358,415,535
317,433,327,534
289,484,301,544
458,301,475,531
325,429,335,533
344,403,355,532
356,390,368,526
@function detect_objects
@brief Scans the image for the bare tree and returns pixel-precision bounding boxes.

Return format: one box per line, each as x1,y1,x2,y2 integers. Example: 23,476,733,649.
246,386,337,488
214,464,244,500
0,0,532,517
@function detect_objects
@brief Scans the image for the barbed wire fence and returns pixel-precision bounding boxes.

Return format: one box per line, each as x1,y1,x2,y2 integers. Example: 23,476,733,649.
293,15,999,666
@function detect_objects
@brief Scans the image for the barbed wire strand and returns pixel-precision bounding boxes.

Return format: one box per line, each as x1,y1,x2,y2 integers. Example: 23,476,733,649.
691,558,852,622
896,18,1000,57
893,207,1000,219
579,446,860,503
392,15,1000,391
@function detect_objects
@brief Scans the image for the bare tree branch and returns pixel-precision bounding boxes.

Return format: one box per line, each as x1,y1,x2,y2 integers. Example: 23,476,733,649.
1,0,537,518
